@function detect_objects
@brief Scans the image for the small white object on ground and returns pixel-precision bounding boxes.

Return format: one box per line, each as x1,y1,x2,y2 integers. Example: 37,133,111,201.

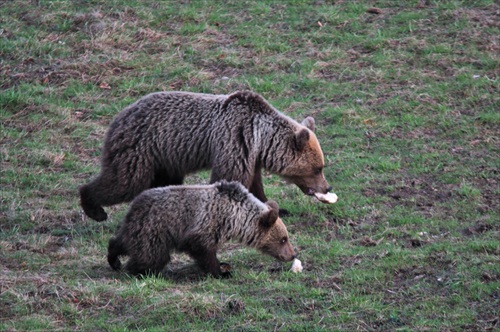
290,258,303,273
314,192,338,204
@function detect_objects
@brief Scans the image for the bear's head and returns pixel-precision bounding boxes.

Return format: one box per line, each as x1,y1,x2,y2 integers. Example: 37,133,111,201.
280,117,333,196
255,201,296,262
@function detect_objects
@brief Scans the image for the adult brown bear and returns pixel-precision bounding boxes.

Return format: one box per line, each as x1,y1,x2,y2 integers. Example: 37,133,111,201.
80,91,332,221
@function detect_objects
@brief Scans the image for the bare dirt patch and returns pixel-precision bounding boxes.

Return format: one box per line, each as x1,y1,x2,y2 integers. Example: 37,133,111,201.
365,176,456,217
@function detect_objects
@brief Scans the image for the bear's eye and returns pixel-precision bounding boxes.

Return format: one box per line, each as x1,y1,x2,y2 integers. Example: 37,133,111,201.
314,167,323,175
280,237,287,244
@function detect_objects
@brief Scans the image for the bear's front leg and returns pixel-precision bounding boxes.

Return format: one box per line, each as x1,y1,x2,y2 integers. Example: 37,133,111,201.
187,244,231,278
210,162,257,202
249,166,268,203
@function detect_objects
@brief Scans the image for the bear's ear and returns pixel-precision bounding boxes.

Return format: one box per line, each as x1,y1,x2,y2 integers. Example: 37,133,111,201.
260,201,279,228
294,128,310,151
301,117,315,132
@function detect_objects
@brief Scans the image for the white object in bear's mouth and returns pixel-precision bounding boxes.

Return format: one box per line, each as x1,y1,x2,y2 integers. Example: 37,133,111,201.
290,258,303,273
314,192,338,204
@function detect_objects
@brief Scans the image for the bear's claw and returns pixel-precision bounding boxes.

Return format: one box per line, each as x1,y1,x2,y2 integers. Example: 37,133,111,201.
220,262,233,278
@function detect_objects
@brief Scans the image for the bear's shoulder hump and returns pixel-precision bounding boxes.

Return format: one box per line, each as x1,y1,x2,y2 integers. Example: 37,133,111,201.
222,91,274,115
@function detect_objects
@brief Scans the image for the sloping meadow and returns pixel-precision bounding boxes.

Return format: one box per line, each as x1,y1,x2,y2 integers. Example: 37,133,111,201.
1,1,498,331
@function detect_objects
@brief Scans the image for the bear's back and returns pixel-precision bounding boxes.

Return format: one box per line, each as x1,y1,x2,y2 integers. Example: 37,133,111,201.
131,181,264,226
114,91,227,126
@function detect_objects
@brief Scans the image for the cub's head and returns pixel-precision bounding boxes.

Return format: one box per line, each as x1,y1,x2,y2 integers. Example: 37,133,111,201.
255,201,296,262
280,117,332,196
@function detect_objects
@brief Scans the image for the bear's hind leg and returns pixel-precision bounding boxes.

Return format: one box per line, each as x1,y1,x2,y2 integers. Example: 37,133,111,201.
126,252,171,277
79,180,109,222
80,165,157,221
108,236,126,271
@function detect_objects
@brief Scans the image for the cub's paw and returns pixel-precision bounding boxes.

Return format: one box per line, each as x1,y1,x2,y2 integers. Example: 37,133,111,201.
220,262,233,278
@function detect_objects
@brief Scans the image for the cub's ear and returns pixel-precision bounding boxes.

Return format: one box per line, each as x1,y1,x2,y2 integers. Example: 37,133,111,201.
301,117,315,132
266,200,279,212
294,128,310,152
260,201,279,228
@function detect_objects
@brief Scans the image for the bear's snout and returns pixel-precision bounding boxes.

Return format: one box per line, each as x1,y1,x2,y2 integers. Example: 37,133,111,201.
316,181,333,195
280,244,296,262
304,182,332,196
279,253,296,262
290,172,332,197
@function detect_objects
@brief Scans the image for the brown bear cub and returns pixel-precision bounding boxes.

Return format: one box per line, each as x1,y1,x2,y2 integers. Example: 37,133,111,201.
80,90,332,221
107,181,296,278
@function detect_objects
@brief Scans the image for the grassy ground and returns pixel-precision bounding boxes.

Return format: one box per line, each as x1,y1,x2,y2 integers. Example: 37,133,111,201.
1,0,498,331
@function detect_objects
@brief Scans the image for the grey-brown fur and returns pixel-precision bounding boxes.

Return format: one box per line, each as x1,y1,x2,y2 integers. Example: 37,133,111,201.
80,90,331,221
107,181,296,278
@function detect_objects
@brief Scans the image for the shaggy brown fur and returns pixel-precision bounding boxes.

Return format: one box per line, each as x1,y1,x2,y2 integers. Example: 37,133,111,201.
80,90,331,221
107,181,296,278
